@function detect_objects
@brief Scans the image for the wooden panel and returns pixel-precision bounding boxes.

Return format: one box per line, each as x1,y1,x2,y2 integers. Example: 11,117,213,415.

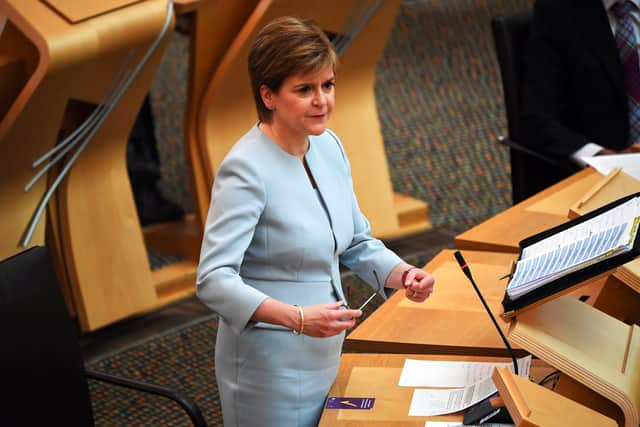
57,1,174,331
455,168,602,253
42,0,143,23
592,275,640,326
1,0,174,331
346,249,527,356
510,296,640,427
184,0,259,227
0,55,24,118
493,367,616,427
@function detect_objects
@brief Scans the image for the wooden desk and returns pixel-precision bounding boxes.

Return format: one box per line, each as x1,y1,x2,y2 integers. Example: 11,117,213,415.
455,168,602,253
346,249,526,357
318,353,555,427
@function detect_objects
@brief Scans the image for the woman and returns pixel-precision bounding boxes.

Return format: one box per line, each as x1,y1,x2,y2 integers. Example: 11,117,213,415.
196,16,435,427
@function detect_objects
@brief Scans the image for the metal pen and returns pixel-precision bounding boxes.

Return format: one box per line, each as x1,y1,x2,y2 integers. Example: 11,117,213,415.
357,292,377,310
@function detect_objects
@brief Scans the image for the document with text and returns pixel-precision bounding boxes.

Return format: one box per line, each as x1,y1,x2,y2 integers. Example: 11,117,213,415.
399,356,531,388
506,195,640,300
406,357,530,417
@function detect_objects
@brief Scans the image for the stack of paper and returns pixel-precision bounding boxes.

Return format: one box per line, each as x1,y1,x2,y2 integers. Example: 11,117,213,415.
506,196,640,300
401,356,531,417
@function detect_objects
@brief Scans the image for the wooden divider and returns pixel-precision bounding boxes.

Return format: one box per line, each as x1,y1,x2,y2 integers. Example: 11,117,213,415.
0,0,174,331
180,0,259,228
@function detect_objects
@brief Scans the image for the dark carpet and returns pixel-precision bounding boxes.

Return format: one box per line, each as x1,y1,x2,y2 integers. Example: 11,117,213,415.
88,0,534,425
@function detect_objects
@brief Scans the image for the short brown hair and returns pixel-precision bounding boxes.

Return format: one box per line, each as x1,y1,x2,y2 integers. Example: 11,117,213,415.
248,16,338,123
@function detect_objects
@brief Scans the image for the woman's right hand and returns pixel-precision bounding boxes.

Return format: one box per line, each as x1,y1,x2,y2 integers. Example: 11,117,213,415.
301,301,362,337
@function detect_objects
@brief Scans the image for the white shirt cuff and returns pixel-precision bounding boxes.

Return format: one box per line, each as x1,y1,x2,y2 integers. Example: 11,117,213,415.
571,142,603,166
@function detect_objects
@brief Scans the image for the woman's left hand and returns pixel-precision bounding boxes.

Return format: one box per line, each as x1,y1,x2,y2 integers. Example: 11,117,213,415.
402,268,435,303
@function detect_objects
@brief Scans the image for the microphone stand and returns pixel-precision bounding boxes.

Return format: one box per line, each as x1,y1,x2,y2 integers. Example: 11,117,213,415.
454,250,519,425
453,250,518,375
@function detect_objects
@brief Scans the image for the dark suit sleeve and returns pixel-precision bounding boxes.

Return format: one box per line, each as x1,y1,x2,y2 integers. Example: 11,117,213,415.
521,0,592,158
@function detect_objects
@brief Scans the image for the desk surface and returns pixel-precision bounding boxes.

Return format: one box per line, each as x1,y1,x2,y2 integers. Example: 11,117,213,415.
318,353,554,427
455,168,602,253
346,249,524,357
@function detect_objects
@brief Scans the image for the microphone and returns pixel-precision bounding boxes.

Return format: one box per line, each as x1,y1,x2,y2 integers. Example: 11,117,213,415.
497,136,573,171
453,250,518,376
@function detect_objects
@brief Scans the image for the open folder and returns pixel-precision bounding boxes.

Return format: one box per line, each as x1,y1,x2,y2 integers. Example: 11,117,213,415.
501,193,640,319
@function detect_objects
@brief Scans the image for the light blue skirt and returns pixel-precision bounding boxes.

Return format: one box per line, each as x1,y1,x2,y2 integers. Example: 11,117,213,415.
215,318,343,427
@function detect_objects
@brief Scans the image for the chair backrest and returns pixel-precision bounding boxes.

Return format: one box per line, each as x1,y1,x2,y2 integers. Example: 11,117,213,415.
491,10,531,143
491,10,570,204
0,246,94,425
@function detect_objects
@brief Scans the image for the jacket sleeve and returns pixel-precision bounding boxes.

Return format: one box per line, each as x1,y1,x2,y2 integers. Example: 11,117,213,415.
329,131,404,298
196,154,269,335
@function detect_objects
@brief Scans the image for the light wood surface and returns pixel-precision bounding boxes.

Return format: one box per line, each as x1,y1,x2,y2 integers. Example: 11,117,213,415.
509,295,640,427
0,0,181,331
318,353,556,427
41,0,143,23
455,168,602,253
346,249,527,356
196,0,430,239
182,0,259,227
492,367,617,427
1,0,55,259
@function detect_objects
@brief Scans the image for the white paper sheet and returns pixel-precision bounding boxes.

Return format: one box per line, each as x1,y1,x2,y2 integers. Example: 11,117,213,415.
581,153,640,181
398,356,532,388
409,375,498,416
425,422,513,427
507,196,640,299
406,357,531,417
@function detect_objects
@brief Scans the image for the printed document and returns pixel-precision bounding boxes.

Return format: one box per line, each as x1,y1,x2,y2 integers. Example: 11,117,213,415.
398,356,531,388
506,196,640,299
406,357,530,417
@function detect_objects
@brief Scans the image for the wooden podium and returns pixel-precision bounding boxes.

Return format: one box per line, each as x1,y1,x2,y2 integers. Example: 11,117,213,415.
0,0,199,331
318,353,559,426
507,295,640,427
346,249,532,357
492,366,617,427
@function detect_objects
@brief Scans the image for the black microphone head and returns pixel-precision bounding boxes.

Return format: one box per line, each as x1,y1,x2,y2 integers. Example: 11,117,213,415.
454,250,466,268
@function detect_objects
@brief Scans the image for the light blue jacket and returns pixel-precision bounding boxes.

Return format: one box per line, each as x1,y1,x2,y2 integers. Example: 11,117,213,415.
196,125,404,427
196,124,402,334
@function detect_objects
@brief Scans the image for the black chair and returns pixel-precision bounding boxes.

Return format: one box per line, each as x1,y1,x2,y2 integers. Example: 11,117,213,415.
0,246,208,426
491,10,572,204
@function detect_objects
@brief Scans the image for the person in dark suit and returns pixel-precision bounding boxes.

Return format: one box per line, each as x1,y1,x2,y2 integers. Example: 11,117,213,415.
521,0,639,190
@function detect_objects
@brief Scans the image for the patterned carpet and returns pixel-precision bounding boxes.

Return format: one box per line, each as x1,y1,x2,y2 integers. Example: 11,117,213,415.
88,0,534,425
377,0,532,232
